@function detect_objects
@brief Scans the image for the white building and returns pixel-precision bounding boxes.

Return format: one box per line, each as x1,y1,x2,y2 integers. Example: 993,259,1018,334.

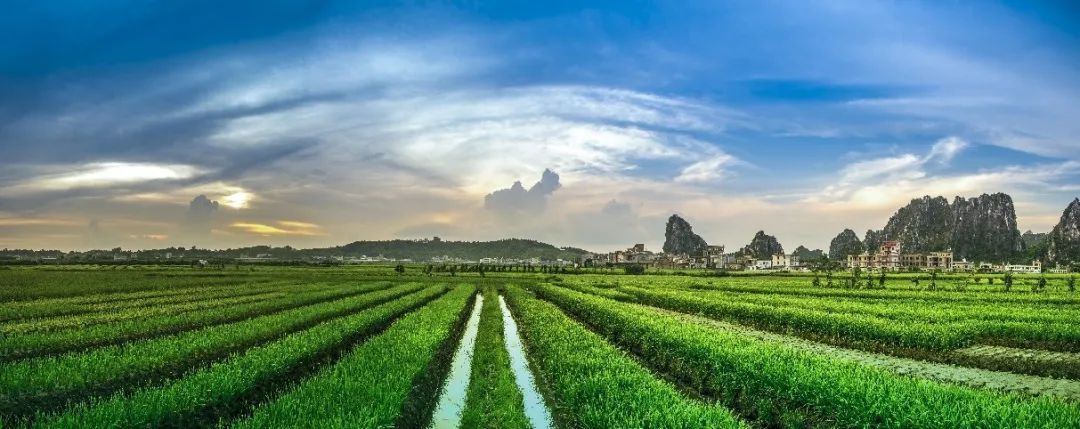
1005,260,1042,274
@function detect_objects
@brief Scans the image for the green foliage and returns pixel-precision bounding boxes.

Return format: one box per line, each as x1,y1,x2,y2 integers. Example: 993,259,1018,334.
0,284,425,419
533,284,1080,428
506,286,746,428
0,282,390,361
231,286,474,428
460,289,530,429
33,286,450,428
623,264,646,275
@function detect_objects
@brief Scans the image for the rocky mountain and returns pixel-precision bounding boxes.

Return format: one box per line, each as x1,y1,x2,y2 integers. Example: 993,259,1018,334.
662,214,708,255
1021,230,1048,248
740,231,783,260
1047,198,1080,265
828,229,864,261
878,193,1023,262
863,229,885,253
882,196,954,253
950,193,1023,262
793,245,825,261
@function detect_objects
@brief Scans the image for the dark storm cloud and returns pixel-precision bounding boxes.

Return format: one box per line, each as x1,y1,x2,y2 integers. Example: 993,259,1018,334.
183,194,219,234
484,169,561,215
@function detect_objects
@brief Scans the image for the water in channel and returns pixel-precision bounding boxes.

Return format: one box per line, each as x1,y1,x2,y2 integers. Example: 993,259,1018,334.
499,295,554,429
429,294,484,429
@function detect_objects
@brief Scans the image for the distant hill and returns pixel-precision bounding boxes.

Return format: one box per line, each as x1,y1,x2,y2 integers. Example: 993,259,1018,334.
0,238,593,263
324,238,591,261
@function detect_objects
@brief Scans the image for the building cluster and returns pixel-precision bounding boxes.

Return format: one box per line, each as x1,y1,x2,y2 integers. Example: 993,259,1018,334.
845,240,1058,273
846,241,954,271
587,244,809,271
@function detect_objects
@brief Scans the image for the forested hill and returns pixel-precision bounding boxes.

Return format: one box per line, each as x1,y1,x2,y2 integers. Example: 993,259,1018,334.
324,238,591,261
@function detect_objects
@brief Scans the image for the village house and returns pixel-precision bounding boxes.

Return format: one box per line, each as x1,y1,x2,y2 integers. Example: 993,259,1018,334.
1005,260,1042,274
848,241,954,271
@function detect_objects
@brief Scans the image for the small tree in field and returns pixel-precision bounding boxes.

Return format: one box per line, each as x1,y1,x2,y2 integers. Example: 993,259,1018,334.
394,264,405,275
1068,275,1076,292
1037,276,1047,292
623,264,646,275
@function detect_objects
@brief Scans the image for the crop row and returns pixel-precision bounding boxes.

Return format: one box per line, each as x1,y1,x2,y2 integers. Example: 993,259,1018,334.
228,285,475,428
0,280,294,322
694,289,1078,325
504,286,748,428
557,280,1080,380
0,270,272,300
532,283,1080,428
30,285,453,428
459,288,530,429
0,282,391,361
0,283,424,421
617,285,1080,353
648,276,1080,305
603,277,1080,322
1,289,286,335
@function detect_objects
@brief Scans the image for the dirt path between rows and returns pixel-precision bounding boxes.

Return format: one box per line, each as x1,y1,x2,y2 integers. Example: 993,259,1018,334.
662,309,1080,402
955,345,1080,367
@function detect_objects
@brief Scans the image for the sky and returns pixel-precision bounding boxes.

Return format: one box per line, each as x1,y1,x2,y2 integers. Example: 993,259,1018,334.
1,1,1079,252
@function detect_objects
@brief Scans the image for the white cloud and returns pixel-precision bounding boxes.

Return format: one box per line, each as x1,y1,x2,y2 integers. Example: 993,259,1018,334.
925,136,968,164
1,162,201,195
675,153,738,183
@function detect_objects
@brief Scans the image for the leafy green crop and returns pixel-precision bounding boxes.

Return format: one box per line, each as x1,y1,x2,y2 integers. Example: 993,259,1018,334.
505,286,747,428
231,285,475,428
533,283,1080,428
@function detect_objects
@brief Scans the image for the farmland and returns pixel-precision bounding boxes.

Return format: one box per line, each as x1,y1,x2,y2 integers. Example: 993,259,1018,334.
0,266,1078,428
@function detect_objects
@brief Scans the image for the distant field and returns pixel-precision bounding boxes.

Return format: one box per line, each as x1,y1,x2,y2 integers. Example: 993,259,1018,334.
1,266,1077,428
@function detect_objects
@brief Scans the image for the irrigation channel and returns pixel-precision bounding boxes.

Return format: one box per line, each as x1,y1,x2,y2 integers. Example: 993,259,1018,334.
499,295,554,429
429,295,483,428
428,294,554,429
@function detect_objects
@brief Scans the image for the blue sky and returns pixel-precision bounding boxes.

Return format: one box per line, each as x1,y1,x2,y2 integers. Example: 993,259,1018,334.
1,1,1078,251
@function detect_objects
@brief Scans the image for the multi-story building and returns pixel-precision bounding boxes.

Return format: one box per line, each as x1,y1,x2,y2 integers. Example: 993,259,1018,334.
848,241,953,271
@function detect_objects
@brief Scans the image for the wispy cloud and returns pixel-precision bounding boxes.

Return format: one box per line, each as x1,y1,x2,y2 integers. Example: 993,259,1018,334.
231,221,325,236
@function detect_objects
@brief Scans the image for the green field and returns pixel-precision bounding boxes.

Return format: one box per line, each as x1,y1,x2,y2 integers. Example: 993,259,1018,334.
1,266,1078,428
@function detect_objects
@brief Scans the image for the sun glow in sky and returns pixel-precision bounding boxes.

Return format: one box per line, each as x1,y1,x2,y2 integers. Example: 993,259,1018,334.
1,1,1078,251
223,192,252,209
